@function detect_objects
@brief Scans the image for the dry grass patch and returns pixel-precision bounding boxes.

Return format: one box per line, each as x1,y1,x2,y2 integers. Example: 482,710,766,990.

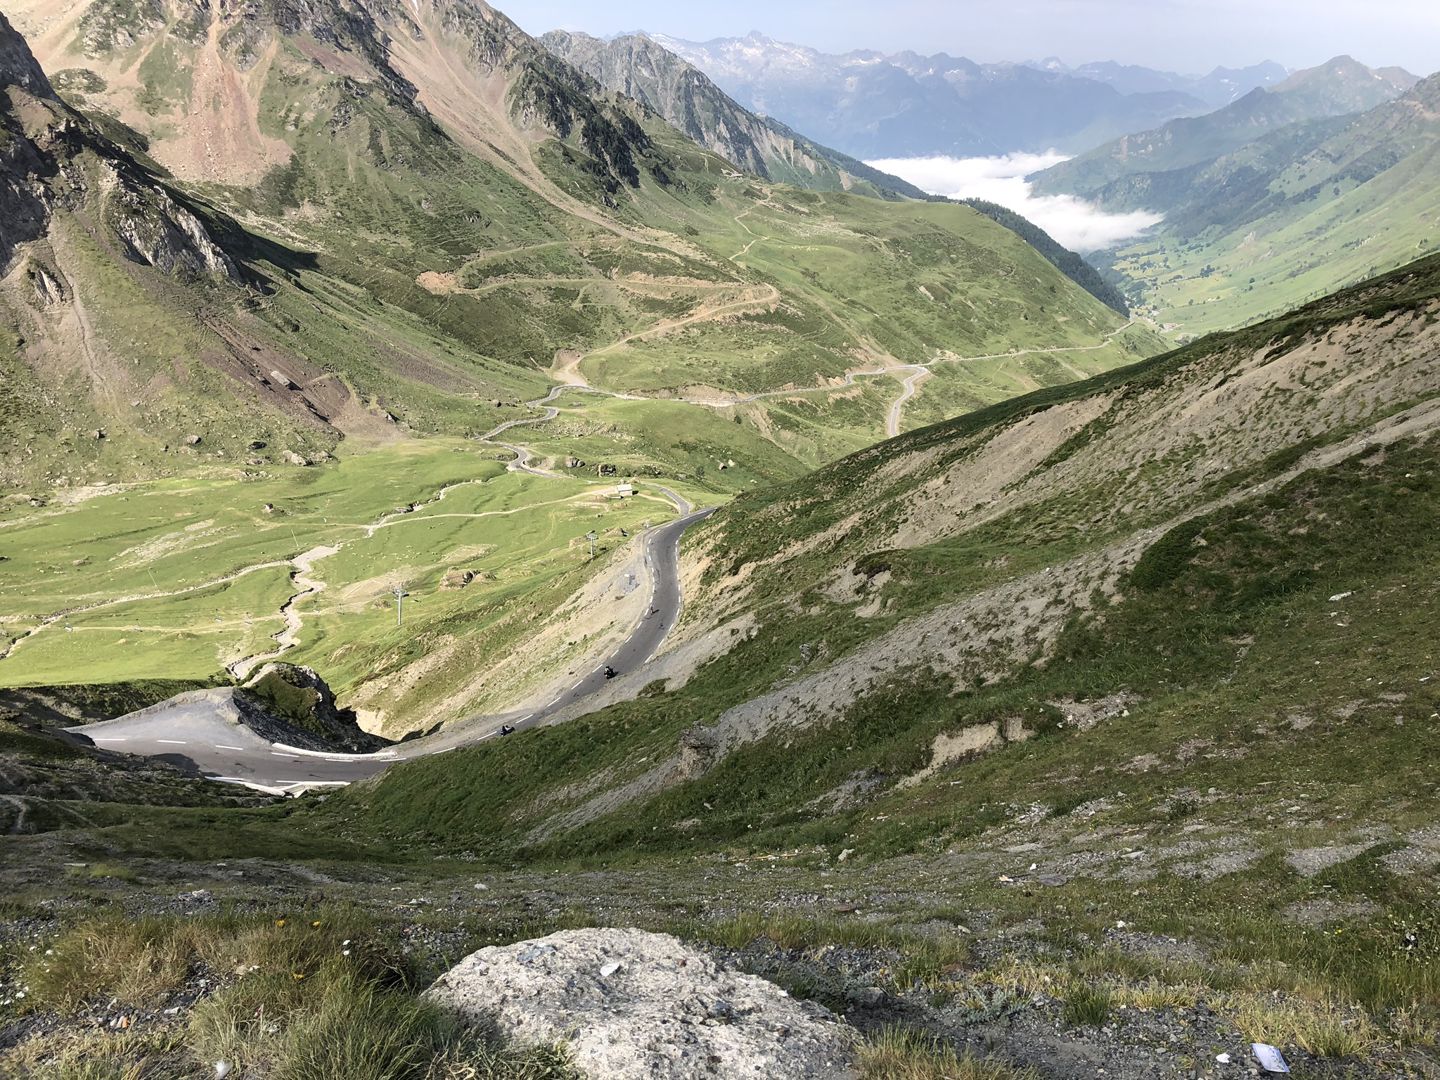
7,911,579,1080
859,1027,1037,1079
1225,991,1384,1059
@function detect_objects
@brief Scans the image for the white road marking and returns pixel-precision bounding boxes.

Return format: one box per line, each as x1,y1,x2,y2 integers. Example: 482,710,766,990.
269,741,398,761
157,739,187,745
216,744,244,751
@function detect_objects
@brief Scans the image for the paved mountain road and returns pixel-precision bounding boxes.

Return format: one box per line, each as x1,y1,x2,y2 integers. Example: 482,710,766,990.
72,506,714,793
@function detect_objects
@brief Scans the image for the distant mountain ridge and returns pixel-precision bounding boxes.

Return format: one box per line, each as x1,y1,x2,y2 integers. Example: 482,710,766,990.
1026,57,1291,107
1044,68,1440,336
539,30,927,199
1031,55,1419,203
648,31,1213,158
541,29,1139,315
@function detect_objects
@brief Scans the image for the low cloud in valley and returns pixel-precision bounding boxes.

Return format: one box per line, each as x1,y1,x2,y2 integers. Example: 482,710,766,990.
867,152,1163,252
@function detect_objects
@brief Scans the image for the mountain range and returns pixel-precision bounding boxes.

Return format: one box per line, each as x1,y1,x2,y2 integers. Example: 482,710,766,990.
538,29,1128,313
649,31,1220,158
1034,57,1438,335
1025,57,1292,107
540,29,927,199
1032,55,1419,199
0,0,1147,495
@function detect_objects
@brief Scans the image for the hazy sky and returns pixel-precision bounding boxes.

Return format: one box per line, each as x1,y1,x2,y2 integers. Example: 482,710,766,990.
506,0,1440,76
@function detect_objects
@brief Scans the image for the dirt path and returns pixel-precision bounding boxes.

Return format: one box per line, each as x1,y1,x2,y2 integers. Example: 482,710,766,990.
0,560,294,662
534,311,1138,437
229,545,338,681
585,285,783,359
877,317,1142,433
730,208,770,261
886,367,933,438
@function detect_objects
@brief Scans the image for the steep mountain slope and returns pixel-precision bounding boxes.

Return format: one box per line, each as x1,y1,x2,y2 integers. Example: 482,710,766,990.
1031,56,1418,201
342,251,1440,857
959,199,1129,314
651,32,1209,158
305,257,1440,1076
3,0,1152,474
1099,72,1440,335
0,9,355,489
0,4,1165,737
539,30,926,200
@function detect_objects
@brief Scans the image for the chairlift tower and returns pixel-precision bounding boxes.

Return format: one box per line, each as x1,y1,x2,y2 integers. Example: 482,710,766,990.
392,583,409,627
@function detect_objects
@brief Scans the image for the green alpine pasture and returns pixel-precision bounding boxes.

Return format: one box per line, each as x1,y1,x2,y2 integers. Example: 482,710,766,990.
0,439,678,730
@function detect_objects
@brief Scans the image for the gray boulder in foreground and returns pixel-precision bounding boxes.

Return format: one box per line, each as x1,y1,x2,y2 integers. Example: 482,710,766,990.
425,928,858,1078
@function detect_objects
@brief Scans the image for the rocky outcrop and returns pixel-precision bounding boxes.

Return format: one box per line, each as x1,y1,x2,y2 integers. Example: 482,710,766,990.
239,663,390,753
0,15,241,281
0,12,54,97
103,167,239,280
540,30,924,200
426,928,858,1078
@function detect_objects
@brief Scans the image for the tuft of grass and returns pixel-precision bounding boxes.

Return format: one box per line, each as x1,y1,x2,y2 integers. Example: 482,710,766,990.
1062,980,1113,1028
25,918,195,1010
1,1031,194,1080
859,1027,1037,1079
7,911,578,1080
22,909,400,1013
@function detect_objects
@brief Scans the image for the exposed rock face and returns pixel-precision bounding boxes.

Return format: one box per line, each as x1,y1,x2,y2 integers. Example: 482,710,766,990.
0,14,239,281
240,663,390,753
103,167,238,279
0,12,54,97
540,30,922,199
426,928,858,1078
0,16,58,270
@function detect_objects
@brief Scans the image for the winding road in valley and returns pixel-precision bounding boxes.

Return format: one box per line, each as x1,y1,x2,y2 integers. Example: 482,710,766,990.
72,504,712,793
57,262,1139,788
68,377,712,791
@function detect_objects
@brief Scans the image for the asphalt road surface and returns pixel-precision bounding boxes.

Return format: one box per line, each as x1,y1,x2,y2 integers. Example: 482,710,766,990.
72,506,715,793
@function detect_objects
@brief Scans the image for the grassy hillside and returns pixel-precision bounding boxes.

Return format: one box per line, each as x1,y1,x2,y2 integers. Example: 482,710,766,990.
4,260,1440,1078
1108,76,1440,337
333,250,1440,850
1035,69,1440,339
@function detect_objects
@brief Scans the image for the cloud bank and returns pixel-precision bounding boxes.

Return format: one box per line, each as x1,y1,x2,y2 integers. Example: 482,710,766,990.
867,152,1163,252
